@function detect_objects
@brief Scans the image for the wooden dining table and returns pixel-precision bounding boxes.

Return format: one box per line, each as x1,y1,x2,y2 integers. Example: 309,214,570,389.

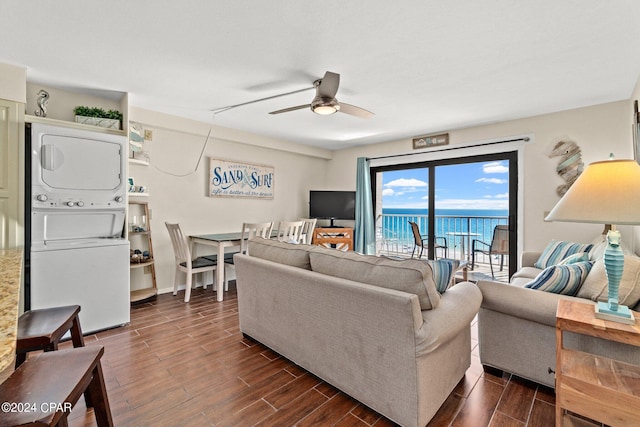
189,232,243,302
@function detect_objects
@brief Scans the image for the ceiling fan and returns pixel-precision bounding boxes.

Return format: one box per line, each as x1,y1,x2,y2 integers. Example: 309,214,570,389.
268,71,374,119
211,71,374,119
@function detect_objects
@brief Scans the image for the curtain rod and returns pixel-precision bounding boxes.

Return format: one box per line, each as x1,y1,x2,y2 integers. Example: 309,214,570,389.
366,136,530,161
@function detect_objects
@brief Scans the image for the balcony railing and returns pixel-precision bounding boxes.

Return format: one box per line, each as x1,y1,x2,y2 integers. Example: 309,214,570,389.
377,213,509,269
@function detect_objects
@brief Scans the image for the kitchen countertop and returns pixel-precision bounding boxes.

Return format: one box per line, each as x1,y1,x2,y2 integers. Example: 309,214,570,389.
0,248,23,383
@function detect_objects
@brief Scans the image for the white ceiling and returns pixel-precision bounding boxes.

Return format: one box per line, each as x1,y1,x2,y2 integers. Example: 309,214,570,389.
2,1,640,150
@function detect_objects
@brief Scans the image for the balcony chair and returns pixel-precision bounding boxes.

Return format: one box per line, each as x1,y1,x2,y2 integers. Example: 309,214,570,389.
409,221,448,259
165,222,226,302
470,224,509,278
376,226,399,255
275,220,305,243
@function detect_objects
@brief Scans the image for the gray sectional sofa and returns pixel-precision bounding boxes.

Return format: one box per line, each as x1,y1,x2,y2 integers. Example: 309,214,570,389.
233,237,482,427
477,249,640,388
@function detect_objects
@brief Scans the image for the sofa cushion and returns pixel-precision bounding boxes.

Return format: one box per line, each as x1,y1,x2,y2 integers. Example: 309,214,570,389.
309,248,441,310
426,259,461,293
588,240,607,261
510,276,533,288
511,266,542,280
534,239,593,269
247,237,312,270
525,261,592,296
576,256,640,308
589,238,635,261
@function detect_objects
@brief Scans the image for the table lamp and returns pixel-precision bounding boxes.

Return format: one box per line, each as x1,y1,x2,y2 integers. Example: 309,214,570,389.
545,155,640,324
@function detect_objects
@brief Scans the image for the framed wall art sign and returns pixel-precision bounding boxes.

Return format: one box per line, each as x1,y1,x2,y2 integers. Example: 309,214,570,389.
209,158,275,199
412,133,449,149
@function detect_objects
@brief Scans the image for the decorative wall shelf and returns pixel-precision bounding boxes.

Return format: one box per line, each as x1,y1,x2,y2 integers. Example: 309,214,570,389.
25,115,126,136
128,158,149,166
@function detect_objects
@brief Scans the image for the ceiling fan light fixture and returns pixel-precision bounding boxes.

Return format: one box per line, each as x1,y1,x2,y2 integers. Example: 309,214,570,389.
267,71,372,118
313,105,338,115
311,97,339,115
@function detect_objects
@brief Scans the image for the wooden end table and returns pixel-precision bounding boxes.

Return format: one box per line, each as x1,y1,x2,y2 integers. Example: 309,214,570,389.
555,299,639,426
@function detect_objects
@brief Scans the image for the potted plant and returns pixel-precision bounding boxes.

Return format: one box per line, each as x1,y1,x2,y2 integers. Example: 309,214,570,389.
73,106,123,130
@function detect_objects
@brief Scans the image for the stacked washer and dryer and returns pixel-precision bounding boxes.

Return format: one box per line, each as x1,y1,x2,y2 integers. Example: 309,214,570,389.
25,122,130,333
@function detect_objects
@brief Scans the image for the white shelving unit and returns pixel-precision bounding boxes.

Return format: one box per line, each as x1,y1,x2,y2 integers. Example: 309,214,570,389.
128,200,157,302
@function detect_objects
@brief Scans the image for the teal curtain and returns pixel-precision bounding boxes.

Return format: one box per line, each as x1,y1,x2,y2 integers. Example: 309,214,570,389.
355,157,375,254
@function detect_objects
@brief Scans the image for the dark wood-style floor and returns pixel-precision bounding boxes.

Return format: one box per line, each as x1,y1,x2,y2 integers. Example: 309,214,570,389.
59,286,602,427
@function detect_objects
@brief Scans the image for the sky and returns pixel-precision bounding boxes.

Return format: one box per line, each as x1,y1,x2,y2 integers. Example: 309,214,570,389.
381,160,509,210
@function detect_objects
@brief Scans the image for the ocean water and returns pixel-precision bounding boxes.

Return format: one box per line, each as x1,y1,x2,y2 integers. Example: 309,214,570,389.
380,208,509,250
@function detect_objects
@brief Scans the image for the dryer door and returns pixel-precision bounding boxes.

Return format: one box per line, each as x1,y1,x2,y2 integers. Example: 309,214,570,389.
39,134,122,191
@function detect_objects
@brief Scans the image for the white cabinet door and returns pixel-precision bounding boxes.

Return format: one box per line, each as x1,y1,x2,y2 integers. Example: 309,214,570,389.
0,98,24,249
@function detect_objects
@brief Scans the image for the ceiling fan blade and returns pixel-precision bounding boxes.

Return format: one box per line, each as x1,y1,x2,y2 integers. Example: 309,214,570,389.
269,104,310,115
317,71,340,99
338,102,375,119
246,70,318,92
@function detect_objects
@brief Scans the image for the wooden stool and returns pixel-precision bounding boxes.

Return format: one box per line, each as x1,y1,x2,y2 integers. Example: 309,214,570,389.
15,305,84,368
0,346,113,426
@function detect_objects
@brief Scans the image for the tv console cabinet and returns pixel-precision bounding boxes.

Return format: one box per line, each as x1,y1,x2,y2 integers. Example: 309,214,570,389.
313,227,353,251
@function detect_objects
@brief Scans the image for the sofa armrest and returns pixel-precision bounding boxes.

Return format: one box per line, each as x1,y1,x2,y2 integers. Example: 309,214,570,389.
520,251,541,268
417,282,482,354
476,279,592,328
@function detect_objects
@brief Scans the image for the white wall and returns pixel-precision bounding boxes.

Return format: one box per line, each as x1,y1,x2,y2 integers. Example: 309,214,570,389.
128,107,328,293
326,100,633,253
0,63,26,103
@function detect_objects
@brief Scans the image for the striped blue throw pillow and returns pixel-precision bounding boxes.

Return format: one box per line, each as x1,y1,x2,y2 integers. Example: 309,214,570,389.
427,259,461,293
558,252,590,265
534,240,593,269
525,261,593,295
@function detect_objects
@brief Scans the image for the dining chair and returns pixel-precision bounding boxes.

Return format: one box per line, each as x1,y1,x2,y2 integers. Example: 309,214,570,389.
408,221,448,259
298,218,317,244
219,221,274,281
165,222,225,302
276,220,305,243
470,224,509,278
241,221,274,254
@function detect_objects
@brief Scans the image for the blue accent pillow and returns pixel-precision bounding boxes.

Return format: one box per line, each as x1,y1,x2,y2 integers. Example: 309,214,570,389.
534,240,593,269
525,261,593,295
558,252,590,265
427,259,461,293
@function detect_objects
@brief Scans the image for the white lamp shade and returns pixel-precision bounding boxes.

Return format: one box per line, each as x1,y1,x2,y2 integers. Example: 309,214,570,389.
545,159,640,225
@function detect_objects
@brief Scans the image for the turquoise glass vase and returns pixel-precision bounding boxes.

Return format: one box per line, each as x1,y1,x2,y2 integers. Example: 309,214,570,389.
603,230,624,311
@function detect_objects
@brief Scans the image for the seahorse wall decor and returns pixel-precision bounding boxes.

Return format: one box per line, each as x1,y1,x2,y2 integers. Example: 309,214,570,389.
547,139,584,197
35,89,49,117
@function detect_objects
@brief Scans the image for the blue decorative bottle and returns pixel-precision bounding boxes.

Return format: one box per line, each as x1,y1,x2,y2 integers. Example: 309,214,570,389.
603,229,624,311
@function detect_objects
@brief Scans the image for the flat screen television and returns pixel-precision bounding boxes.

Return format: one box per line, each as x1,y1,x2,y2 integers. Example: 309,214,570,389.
309,190,356,227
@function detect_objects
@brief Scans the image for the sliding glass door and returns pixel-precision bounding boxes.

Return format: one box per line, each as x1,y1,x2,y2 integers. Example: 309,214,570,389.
372,151,517,278
375,167,430,257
